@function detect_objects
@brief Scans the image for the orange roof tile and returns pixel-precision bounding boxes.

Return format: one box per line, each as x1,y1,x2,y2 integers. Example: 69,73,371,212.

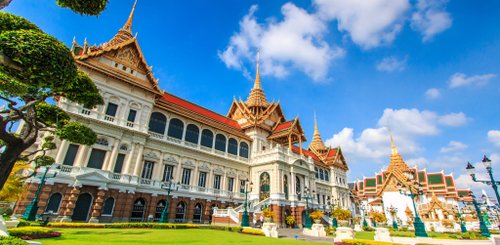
274,121,293,132
291,145,321,161
161,92,241,130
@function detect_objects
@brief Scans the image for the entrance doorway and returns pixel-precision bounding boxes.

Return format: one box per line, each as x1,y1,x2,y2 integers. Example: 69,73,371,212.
72,193,93,221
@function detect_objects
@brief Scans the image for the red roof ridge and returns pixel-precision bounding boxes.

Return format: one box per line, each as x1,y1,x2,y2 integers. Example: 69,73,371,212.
161,92,241,130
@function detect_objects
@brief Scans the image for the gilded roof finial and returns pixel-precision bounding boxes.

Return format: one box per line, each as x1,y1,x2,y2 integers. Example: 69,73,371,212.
254,50,261,90
246,50,269,108
123,0,138,33
309,111,326,151
388,128,398,155
314,111,319,135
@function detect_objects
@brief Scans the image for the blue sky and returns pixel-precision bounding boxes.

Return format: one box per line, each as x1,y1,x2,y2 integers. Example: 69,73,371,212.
6,0,500,196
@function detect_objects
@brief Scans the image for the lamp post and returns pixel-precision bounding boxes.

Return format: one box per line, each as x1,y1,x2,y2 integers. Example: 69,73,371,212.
159,178,178,223
302,187,315,229
361,204,368,227
387,205,398,229
466,156,500,206
241,180,253,227
471,193,490,238
328,196,339,228
398,169,428,237
453,202,467,233
22,165,58,221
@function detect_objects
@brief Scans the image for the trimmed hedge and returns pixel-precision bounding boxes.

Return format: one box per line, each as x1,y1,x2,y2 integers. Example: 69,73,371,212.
0,236,27,245
241,228,265,236
47,222,243,232
8,227,61,240
47,222,105,228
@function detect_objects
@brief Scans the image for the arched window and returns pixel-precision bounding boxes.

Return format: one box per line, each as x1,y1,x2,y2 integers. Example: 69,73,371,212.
215,134,226,152
185,124,199,144
239,142,249,158
45,193,62,214
175,202,186,223
296,176,301,201
131,198,146,222
155,200,166,222
193,203,203,223
259,172,270,201
102,197,115,216
201,129,213,148
228,138,238,155
148,112,167,134
167,118,184,139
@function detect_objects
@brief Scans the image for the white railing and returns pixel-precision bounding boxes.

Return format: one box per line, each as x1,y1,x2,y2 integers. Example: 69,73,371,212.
250,197,270,212
227,207,240,223
323,215,333,225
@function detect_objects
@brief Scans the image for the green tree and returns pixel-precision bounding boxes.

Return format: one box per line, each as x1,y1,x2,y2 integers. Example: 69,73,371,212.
0,0,109,16
0,161,29,202
0,12,103,191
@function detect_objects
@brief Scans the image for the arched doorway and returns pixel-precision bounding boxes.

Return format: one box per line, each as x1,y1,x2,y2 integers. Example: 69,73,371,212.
175,202,186,223
193,203,203,223
259,172,270,201
283,175,289,200
296,176,301,200
72,193,93,221
131,198,146,222
155,200,166,222
301,210,306,227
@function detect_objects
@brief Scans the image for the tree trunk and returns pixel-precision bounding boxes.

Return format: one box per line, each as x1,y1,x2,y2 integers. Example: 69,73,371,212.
0,0,13,10
0,143,25,190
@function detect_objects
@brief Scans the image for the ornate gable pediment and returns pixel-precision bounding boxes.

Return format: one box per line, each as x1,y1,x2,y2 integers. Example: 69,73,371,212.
113,45,146,72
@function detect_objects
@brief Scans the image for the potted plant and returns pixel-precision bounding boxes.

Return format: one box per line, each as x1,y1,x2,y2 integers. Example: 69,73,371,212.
441,219,454,230
369,211,387,227
332,208,352,227
262,207,273,223
309,210,324,224
285,215,295,228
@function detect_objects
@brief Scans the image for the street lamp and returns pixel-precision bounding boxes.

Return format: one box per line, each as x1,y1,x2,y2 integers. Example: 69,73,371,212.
387,205,398,229
22,165,58,221
241,180,253,227
471,193,490,238
301,186,315,229
397,169,428,237
360,204,368,227
466,156,500,206
453,199,467,233
327,196,339,228
159,178,178,223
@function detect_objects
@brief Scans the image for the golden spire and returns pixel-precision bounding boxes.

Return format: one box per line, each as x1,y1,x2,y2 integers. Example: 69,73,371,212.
246,51,269,109
122,0,137,33
309,112,326,151
106,0,137,48
389,128,398,155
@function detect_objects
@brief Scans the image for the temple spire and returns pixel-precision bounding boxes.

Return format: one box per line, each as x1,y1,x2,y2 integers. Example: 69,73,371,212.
389,128,398,155
246,51,269,109
309,112,326,151
122,0,137,33
105,0,138,48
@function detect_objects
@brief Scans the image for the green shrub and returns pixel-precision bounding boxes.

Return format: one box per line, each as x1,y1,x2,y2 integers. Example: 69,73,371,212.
362,226,374,231
17,219,42,227
48,222,104,228
390,231,415,238
241,228,265,236
325,226,335,236
0,236,27,245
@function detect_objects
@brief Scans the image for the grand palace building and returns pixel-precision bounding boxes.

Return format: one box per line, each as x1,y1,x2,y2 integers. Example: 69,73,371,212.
14,3,351,226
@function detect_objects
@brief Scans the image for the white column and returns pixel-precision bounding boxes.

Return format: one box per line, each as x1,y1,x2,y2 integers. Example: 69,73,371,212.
290,169,296,200
55,140,70,164
123,143,136,175
105,139,120,171
175,161,183,183
152,152,164,181
132,144,144,176
74,145,91,167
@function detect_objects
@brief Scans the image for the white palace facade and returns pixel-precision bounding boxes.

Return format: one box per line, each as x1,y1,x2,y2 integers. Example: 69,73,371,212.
15,3,350,226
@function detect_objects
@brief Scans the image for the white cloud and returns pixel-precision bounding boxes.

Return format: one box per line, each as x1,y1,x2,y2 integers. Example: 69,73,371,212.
218,4,344,81
449,72,496,88
487,130,500,147
376,56,407,72
314,0,409,49
455,173,489,190
411,0,452,41
406,157,430,168
326,108,469,165
424,88,440,99
440,141,468,153
437,112,468,127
